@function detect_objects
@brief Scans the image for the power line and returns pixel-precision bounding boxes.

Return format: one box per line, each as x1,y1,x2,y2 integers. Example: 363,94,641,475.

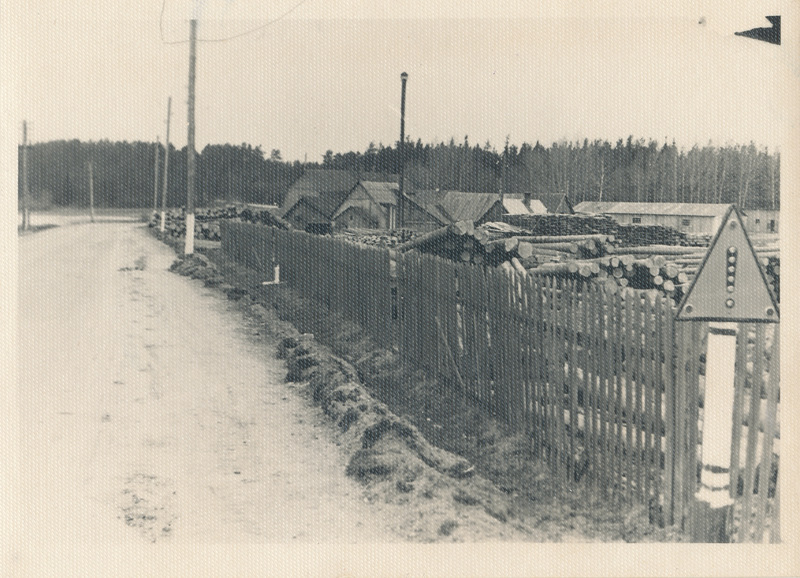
160,0,311,45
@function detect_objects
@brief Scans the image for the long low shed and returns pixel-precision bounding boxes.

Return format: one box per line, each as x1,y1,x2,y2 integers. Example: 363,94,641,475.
574,202,734,234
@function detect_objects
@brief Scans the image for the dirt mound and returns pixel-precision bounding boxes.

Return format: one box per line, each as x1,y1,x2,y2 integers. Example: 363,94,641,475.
279,334,521,538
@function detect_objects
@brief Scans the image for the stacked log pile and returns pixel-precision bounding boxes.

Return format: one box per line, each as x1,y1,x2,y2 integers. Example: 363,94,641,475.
500,213,709,247
392,219,780,304
397,221,493,264
395,221,618,269
149,205,290,240
336,228,417,247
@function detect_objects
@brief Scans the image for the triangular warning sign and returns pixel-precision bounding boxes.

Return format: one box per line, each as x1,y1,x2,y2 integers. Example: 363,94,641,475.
676,205,779,322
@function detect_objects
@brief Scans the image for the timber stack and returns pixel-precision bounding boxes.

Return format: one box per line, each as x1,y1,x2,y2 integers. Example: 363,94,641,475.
393,218,779,304
500,213,710,247
336,228,417,248
149,205,291,241
397,220,493,264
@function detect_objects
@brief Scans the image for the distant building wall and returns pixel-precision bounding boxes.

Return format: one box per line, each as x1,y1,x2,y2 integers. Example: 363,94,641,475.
403,198,443,232
333,206,379,230
743,209,779,234
476,201,506,226
606,213,719,234
284,200,329,230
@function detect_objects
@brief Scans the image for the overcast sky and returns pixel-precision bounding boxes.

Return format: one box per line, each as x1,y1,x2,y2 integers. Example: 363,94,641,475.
8,0,797,162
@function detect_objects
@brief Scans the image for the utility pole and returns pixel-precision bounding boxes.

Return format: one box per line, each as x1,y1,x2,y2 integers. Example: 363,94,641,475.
153,136,160,214
21,120,30,231
184,19,197,256
160,96,172,233
88,161,95,222
500,135,509,205
397,72,408,229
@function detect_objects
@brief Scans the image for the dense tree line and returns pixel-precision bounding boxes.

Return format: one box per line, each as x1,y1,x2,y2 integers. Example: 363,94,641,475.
20,136,779,210
326,136,780,209
19,140,303,209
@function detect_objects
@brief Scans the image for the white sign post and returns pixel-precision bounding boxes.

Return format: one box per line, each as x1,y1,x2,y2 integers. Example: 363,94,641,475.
675,205,779,542
691,322,737,541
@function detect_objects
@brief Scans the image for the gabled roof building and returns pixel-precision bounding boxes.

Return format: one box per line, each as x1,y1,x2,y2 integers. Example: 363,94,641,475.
404,190,506,229
332,180,400,230
281,169,397,217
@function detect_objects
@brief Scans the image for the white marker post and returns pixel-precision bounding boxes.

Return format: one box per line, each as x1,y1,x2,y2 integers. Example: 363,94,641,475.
676,206,779,542
691,322,737,541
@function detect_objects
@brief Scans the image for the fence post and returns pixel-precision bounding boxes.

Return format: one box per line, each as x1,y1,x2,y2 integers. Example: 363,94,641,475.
662,297,676,526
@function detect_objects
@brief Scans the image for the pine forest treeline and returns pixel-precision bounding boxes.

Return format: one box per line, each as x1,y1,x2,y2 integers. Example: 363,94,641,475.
20,136,779,210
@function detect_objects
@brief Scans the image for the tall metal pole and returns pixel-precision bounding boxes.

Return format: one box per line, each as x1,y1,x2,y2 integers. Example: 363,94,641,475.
88,161,95,223
184,19,197,255
160,96,172,233
500,136,508,205
153,136,160,214
397,72,408,229
21,120,30,230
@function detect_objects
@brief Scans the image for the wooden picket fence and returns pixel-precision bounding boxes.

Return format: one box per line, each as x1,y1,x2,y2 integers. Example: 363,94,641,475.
400,251,679,511
729,324,780,543
220,223,780,539
221,222,394,346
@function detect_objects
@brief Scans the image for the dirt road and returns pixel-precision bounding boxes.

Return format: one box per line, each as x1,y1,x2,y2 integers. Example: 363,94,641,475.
15,222,402,566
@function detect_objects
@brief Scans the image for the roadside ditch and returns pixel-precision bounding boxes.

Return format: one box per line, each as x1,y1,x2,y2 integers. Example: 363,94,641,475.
159,231,686,542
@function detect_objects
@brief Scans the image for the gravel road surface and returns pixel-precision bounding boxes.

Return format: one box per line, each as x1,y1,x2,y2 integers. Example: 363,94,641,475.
15,222,403,572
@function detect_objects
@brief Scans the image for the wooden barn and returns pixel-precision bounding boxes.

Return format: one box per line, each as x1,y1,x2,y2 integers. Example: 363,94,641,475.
574,201,733,234
283,190,350,233
332,181,399,230
403,190,506,230
401,194,448,231
281,169,397,218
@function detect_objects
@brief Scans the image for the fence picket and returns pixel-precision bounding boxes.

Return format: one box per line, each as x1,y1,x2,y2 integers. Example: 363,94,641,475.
673,321,690,526
621,294,634,500
583,284,595,488
642,296,653,501
662,297,675,525
568,282,580,482
754,326,778,542
686,322,702,521
510,272,524,428
525,276,537,440
592,286,610,496
531,276,545,457
770,460,781,543
544,276,556,470
557,279,569,480
633,295,644,501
